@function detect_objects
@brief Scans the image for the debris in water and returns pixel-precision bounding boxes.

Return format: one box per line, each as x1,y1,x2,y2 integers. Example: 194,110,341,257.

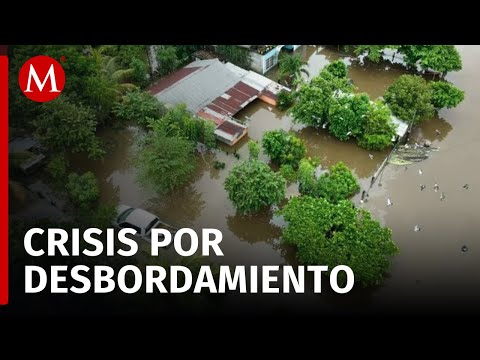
420,184,426,191
434,183,439,192
414,225,421,232
419,169,423,175
440,192,446,201
322,123,327,129
387,197,393,206
267,106,273,111
368,153,374,159
461,245,469,253
463,184,469,190
388,145,438,166
435,129,441,135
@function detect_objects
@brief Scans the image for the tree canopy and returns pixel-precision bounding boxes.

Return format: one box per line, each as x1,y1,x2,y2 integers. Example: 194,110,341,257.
323,60,348,78
328,93,371,140
34,97,104,158
358,100,396,151
113,90,166,127
280,196,398,286
66,172,100,210
135,132,197,194
429,81,465,109
215,45,251,69
298,159,359,203
156,46,180,76
278,53,309,86
262,129,306,168
148,104,216,148
225,159,286,214
384,75,434,124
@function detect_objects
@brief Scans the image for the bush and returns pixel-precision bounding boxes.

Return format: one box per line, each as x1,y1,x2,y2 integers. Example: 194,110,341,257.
357,100,396,151
136,133,196,194
323,60,348,78
66,172,100,209
298,161,359,203
248,140,260,160
429,81,464,109
149,104,216,148
328,93,371,140
46,154,68,185
156,46,180,76
113,90,165,127
279,164,297,183
280,196,399,287
384,75,434,124
262,129,306,168
225,159,286,214
277,90,294,111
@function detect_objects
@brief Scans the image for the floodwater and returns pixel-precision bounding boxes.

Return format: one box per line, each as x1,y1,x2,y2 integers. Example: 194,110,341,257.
72,46,480,313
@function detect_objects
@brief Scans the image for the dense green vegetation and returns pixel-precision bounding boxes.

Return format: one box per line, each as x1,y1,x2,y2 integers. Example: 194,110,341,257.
429,81,465,109
298,159,360,203
65,172,100,210
155,46,180,76
280,196,399,286
113,90,166,127
248,140,260,160
147,104,216,148
278,53,309,86
355,45,462,76
136,131,197,194
384,75,434,125
262,129,306,168
290,63,395,151
276,90,294,110
225,155,286,215
215,45,251,69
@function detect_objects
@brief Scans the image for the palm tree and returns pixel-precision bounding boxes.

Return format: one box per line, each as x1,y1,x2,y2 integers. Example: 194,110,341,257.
278,53,309,87
88,46,137,96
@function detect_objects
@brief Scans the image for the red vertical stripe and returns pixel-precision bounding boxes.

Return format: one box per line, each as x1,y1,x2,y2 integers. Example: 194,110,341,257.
0,53,8,305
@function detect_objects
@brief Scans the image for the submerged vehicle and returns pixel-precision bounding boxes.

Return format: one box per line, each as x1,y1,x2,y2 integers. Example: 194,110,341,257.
113,205,178,243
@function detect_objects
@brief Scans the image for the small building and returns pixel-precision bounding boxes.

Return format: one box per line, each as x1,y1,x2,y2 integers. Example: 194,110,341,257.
239,45,301,75
149,59,289,146
391,115,409,142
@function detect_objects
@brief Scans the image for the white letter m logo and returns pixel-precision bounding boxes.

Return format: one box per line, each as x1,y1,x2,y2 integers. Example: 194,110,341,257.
24,64,60,93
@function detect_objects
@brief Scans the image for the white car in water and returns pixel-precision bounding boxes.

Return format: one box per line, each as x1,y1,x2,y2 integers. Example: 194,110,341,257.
113,205,177,243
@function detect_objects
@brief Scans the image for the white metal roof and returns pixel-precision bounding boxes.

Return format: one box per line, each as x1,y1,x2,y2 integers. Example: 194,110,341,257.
125,208,157,230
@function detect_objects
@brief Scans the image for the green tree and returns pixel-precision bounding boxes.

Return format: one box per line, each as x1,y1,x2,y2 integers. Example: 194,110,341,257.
358,100,396,151
248,140,260,160
280,196,399,286
136,133,196,194
130,57,149,86
113,90,166,127
328,93,371,140
429,81,465,109
384,75,434,125
354,45,391,63
278,53,309,86
156,46,180,76
225,160,286,214
279,164,297,183
420,45,462,74
149,104,216,147
323,60,348,78
290,71,353,127
46,154,69,187
262,129,306,168
66,172,100,210
277,90,294,111
215,45,251,69
397,45,462,75
298,160,359,203
34,98,104,158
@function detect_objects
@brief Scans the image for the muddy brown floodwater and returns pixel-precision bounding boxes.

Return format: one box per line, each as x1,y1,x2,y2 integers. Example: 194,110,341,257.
72,46,480,313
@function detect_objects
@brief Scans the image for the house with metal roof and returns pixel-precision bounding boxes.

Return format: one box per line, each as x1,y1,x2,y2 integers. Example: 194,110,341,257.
149,59,289,145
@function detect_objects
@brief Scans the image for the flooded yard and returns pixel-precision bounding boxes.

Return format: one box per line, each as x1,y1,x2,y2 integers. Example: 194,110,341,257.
71,46,480,311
